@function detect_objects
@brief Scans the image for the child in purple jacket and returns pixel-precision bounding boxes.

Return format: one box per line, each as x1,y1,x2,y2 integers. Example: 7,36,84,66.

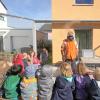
74,61,97,100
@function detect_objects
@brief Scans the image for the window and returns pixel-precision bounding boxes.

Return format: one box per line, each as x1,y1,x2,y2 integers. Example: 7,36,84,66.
75,29,93,56
75,0,93,4
0,16,4,21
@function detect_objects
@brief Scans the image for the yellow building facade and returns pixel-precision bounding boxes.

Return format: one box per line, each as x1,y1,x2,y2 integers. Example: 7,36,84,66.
52,0,100,63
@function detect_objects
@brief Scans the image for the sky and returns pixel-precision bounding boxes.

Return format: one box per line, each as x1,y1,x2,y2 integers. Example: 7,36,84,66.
3,0,51,20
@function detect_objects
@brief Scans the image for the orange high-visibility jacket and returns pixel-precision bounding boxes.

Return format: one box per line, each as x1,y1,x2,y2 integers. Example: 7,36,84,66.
66,40,78,60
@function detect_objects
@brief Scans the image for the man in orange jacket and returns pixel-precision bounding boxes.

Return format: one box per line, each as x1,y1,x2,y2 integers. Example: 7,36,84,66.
61,31,78,73
61,39,67,62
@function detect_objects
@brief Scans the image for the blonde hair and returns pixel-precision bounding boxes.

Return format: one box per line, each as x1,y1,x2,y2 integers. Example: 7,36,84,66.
95,67,100,81
60,62,73,77
77,61,93,75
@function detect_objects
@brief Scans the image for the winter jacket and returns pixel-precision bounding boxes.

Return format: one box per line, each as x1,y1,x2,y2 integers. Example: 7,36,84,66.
51,76,75,100
20,77,37,100
37,65,55,100
20,64,38,100
74,74,91,100
74,74,100,100
86,79,100,100
66,40,78,60
3,75,21,100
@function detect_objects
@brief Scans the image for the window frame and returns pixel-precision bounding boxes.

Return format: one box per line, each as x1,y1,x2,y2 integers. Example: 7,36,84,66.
0,16,5,21
74,0,94,6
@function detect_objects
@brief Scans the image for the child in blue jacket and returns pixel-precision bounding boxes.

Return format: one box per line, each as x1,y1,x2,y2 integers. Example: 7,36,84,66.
52,62,75,100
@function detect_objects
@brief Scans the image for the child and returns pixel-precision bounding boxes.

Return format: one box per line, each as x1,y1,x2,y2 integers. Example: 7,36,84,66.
3,64,22,100
22,52,28,69
0,60,12,97
27,50,41,65
40,48,48,65
51,62,75,100
37,65,55,100
13,53,25,74
20,64,38,100
95,67,100,88
74,61,100,100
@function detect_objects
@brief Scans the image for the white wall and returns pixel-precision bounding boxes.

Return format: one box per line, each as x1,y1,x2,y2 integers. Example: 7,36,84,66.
0,2,7,28
48,32,52,40
0,2,36,52
3,29,33,51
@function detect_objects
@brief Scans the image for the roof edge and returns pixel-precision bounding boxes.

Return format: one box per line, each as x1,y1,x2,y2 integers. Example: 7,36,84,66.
1,13,100,23
0,0,8,10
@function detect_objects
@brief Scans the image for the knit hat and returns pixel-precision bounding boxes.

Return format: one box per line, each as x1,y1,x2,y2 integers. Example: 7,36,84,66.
25,64,36,78
41,65,53,77
67,31,74,36
13,53,24,74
